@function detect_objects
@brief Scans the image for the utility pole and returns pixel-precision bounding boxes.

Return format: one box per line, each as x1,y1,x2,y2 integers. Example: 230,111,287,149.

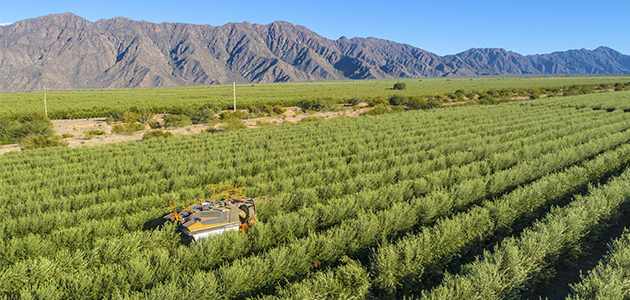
233,82,236,112
44,86,47,117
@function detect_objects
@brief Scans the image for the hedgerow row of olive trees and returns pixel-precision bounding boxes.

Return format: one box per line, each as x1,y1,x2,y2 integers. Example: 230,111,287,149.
566,229,630,300
2,92,630,299
258,147,630,300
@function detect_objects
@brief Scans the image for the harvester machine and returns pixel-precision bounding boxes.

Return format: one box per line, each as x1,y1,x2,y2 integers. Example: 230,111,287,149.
165,184,261,241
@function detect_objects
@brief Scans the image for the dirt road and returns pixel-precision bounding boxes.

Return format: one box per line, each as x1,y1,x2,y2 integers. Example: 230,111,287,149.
0,106,371,155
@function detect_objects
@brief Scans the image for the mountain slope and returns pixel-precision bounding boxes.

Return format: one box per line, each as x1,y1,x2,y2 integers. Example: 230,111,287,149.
1,13,629,92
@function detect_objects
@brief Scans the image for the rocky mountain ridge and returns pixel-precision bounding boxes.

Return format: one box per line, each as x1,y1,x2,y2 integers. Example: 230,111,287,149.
1,13,629,92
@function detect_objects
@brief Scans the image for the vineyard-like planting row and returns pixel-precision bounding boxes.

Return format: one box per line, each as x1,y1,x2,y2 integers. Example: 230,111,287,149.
1,91,630,299
567,229,630,300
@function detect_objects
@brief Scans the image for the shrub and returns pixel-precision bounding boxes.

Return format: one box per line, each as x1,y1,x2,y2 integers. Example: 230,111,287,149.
206,127,220,134
361,106,392,116
249,106,263,114
0,112,54,144
200,103,221,113
111,124,126,133
407,97,442,110
219,111,248,120
261,105,274,115
123,112,141,124
297,99,335,111
221,118,247,131
273,105,286,115
370,97,388,107
347,97,363,106
163,114,193,128
137,111,154,124
61,133,74,138
190,109,218,124
111,123,145,133
427,99,443,108
479,96,498,105
85,130,106,136
300,116,323,122
105,109,125,123
393,82,406,90
389,95,406,106
454,90,466,99
433,94,447,102
19,134,68,150
169,106,196,117
260,105,286,115
84,130,107,139
256,120,274,127
406,96,428,110
142,130,174,141
147,120,162,129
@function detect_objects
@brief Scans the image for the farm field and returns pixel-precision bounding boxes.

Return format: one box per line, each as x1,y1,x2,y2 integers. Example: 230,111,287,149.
2,76,630,118
2,90,630,299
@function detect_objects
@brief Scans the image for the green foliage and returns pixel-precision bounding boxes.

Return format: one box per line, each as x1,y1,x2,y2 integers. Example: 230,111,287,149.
19,134,68,150
347,97,363,106
61,133,74,138
478,94,497,105
406,97,442,110
219,111,248,120
393,82,407,90
259,104,287,116
123,111,141,124
221,118,247,131
454,89,466,99
206,127,220,133
147,119,162,129
84,130,107,139
425,163,630,300
111,123,145,133
3,91,630,298
142,130,174,141
433,94,447,102
105,108,125,123
3,77,630,119
388,95,406,106
405,96,428,110
169,105,219,124
190,108,218,124
258,257,370,300
163,114,193,128
369,97,388,107
256,120,274,127
0,112,54,144
297,98,335,111
427,98,443,108
564,85,591,96
360,106,392,116
273,105,286,115
567,229,630,300
138,110,155,124
300,116,323,122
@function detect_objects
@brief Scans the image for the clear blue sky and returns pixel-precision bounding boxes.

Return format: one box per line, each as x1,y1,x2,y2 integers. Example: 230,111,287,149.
1,0,628,56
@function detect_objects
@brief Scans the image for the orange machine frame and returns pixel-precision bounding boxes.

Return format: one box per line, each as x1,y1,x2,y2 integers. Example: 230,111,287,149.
168,184,246,223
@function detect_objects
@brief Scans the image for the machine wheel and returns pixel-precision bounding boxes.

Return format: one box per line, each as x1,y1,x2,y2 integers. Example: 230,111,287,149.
238,204,249,224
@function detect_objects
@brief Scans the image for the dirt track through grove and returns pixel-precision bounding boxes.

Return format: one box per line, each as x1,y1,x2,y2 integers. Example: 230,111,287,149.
0,106,372,155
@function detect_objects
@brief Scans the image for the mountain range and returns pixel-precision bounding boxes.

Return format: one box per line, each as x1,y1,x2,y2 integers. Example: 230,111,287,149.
1,13,629,92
